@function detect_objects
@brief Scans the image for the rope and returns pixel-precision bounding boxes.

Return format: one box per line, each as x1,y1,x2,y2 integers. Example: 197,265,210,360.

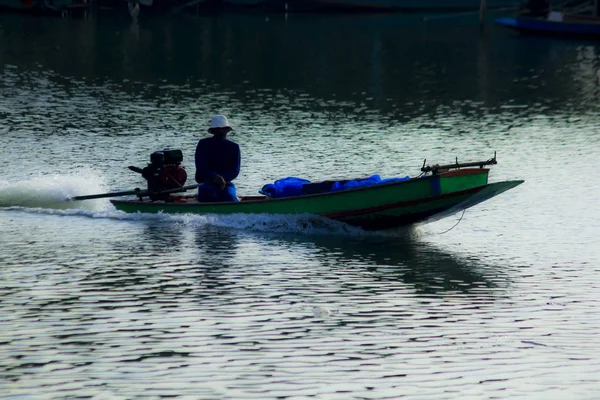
436,209,466,235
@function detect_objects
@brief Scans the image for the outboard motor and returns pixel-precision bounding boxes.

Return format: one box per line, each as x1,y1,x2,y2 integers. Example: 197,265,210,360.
129,149,187,200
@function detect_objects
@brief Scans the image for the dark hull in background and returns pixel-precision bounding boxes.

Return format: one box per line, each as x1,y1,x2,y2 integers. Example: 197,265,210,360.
0,0,91,15
223,0,521,12
495,16,600,39
0,0,521,15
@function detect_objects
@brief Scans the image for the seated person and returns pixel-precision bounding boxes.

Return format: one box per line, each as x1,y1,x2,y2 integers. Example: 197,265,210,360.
194,115,241,202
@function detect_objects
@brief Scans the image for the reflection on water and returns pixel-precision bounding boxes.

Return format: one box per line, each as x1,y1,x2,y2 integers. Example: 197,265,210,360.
251,230,510,297
90,218,504,301
0,216,558,399
1,198,599,399
194,225,241,263
2,12,600,122
193,225,244,295
141,220,186,252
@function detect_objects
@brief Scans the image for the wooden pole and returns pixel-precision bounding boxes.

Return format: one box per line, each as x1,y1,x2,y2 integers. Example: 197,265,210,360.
479,0,487,28
68,184,199,201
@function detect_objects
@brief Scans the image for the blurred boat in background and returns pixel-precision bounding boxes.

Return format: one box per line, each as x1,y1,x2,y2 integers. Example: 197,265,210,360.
224,0,522,12
0,0,522,16
495,0,600,39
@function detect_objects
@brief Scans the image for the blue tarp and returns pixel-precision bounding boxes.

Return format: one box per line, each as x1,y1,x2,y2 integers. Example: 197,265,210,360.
330,174,409,191
259,177,311,198
259,175,411,199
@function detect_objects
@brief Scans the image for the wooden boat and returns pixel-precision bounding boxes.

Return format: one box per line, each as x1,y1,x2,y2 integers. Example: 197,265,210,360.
495,14,600,38
0,0,90,15
225,0,520,11
108,155,523,231
309,0,519,11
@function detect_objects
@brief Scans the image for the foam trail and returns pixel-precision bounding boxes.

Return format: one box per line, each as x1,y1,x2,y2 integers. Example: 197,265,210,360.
0,173,111,211
0,173,420,238
172,212,418,238
1,195,419,238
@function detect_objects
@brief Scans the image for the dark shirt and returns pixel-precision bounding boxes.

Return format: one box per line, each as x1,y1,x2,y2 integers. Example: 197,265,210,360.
194,136,241,184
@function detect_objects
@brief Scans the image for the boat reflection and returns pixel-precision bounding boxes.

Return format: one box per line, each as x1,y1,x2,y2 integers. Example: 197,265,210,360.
80,221,188,291
243,229,511,298
95,218,511,302
140,220,186,253
188,223,512,300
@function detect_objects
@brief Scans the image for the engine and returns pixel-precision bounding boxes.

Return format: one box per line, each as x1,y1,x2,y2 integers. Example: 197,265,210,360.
129,149,188,200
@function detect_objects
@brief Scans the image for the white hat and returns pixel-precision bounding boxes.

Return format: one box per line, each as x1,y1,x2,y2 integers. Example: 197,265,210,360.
209,115,231,129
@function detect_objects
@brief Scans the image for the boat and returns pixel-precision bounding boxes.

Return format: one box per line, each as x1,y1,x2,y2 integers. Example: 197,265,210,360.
224,0,521,12
495,0,600,39
105,154,524,231
0,0,91,16
495,14,600,37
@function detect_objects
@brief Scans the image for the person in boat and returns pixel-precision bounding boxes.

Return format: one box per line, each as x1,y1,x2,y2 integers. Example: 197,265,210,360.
194,115,241,202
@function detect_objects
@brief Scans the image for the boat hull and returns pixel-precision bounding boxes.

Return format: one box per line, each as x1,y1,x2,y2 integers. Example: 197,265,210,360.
311,0,519,11
110,168,523,230
495,17,600,39
0,0,89,15
225,0,520,11
330,180,523,229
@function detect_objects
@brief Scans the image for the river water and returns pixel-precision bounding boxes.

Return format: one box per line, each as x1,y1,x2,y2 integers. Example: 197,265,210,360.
1,10,600,399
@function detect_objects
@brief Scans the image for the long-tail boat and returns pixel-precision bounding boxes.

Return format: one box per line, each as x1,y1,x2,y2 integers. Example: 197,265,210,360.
76,152,523,231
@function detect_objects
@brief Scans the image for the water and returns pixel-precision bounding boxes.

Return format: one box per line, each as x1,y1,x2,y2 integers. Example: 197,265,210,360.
1,10,600,399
